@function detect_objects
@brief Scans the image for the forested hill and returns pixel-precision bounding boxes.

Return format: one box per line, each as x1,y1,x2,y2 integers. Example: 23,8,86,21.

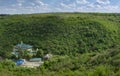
0,13,120,76
0,13,120,57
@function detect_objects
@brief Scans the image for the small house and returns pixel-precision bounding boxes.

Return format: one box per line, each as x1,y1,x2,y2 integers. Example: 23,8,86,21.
13,41,33,52
12,42,37,58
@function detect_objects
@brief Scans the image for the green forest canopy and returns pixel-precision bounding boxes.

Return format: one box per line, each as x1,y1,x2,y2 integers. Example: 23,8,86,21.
0,13,120,76
0,13,120,57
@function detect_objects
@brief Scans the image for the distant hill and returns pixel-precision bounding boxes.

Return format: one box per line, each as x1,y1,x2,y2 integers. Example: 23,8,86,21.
0,13,120,57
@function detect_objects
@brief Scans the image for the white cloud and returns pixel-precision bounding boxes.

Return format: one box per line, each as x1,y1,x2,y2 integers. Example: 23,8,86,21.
35,0,48,6
0,0,120,14
18,3,23,7
87,2,102,8
15,0,25,7
86,2,120,13
60,3,76,9
4,0,51,14
103,5,119,12
76,0,89,4
60,3,69,8
30,3,35,6
17,0,25,3
59,2,77,12
96,0,110,5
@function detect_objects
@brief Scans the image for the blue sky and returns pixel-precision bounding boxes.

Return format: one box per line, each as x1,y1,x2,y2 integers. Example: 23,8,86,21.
0,0,120,14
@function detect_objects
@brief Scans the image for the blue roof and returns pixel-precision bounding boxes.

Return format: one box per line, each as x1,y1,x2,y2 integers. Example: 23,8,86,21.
16,43,33,49
16,59,25,65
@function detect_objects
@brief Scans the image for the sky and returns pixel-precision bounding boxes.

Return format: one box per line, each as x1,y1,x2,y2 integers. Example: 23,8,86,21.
0,0,120,14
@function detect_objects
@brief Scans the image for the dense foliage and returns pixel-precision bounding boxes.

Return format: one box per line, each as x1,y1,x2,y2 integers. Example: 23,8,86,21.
0,13,120,76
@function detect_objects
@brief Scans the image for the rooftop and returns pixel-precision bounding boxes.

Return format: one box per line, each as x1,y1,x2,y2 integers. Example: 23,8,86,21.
15,42,33,49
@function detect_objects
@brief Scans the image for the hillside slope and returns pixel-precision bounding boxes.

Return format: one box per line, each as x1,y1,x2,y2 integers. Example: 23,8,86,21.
0,13,120,76
0,13,120,57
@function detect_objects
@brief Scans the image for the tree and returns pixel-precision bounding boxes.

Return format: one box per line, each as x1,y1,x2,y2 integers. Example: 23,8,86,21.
36,49,44,58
